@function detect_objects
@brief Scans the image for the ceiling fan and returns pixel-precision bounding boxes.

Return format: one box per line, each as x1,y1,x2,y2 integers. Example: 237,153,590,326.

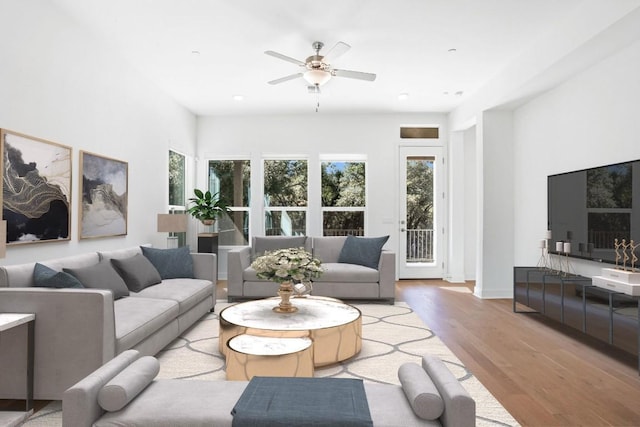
265,41,376,92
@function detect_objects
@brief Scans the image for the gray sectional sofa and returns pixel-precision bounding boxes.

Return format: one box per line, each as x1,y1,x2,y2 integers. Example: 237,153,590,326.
0,245,216,400
228,235,395,303
63,349,475,427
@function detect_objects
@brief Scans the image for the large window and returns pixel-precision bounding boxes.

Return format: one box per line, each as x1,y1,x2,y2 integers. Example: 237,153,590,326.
169,150,185,208
208,160,250,246
264,159,307,236
167,150,187,247
321,160,365,236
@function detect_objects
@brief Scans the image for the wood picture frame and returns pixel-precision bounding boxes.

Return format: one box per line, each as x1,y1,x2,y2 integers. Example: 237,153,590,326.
1,129,72,245
79,150,128,239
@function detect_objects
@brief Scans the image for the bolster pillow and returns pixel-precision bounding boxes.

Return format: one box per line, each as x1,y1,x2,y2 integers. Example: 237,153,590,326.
98,356,160,412
398,362,445,420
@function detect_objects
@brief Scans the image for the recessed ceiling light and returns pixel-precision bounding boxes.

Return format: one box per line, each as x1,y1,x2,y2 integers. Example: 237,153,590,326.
448,48,457,53
232,95,244,101
191,50,201,56
443,91,449,95
398,93,409,101
455,91,464,96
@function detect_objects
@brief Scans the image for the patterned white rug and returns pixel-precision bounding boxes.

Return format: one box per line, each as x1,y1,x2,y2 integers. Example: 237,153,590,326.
24,302,518,426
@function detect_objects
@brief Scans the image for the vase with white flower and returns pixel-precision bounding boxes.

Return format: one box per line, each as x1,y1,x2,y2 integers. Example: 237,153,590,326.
250,247,323,313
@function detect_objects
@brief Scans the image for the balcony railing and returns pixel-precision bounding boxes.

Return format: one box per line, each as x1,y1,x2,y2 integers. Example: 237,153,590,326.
407,229,434,262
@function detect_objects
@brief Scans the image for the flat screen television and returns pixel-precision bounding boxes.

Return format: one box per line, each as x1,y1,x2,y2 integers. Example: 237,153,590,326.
547,159,640,264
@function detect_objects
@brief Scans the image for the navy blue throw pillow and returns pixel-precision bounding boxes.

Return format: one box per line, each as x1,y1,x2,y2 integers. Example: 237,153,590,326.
338,235,390,269
33,263,84,289
140,246,194,279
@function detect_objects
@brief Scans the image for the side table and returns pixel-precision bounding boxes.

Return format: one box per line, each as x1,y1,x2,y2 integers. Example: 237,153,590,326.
0,313,35,426
226,334,314,381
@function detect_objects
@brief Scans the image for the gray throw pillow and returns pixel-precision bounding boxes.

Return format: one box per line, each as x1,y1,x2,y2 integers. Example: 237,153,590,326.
398,362,444,420
63,261,130,300
338,235,389,269
98,356,160,412
110,254,162,293
33,263,83,289
140,246,193,279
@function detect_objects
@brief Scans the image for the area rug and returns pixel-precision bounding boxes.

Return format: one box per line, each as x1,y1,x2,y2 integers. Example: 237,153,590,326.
24,302,518,426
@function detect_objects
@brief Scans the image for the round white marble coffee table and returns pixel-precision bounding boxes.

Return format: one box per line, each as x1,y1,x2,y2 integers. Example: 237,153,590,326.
219,296,362,367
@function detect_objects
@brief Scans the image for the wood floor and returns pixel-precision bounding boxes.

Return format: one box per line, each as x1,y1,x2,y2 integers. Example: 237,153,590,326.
398,280,640,427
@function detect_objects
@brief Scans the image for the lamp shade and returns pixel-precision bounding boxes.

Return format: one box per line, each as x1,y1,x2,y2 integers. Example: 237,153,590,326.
303,69,331,86
157,214,188,233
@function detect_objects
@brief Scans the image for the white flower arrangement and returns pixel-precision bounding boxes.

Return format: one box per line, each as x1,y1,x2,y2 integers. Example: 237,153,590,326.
251,247,323,284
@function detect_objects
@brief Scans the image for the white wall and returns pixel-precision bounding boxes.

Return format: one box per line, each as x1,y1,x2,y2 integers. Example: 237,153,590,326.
475,111,514,298
463,126,477,280
197,113,448,278
0,1,196,265
512,37,640,277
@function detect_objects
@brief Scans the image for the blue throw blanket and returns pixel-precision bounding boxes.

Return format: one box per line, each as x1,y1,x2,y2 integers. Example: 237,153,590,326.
231,377,373,427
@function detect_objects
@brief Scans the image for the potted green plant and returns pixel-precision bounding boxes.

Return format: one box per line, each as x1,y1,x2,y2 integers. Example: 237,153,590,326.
187,189,230,225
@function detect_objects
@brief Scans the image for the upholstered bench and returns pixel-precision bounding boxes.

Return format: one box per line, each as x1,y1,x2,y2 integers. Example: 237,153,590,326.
62,349,475,427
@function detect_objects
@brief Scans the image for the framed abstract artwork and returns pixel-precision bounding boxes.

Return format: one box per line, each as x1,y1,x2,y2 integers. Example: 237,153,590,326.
79,151,128,239
1,129,72,245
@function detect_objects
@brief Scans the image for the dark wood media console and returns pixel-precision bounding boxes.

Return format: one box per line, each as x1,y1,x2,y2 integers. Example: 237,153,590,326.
513,267,640,372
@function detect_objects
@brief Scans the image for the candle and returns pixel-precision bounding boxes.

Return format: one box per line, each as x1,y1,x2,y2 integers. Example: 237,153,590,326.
563,242,571,253
556,242,563,252
539,239,546,249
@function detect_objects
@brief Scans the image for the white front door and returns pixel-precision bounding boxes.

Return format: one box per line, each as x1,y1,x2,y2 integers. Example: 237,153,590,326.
398,146,444,278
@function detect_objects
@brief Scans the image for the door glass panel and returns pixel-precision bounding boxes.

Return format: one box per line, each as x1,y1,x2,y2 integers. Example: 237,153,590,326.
406,156,435,264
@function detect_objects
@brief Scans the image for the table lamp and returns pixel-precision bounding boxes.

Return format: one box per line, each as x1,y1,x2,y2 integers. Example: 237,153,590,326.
157,213,188,248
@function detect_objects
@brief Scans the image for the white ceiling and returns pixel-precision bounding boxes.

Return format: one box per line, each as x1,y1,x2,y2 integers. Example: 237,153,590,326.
52,0,589,116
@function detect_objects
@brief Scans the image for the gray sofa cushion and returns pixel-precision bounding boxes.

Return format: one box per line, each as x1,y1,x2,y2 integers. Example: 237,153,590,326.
114,297,179,353
141,246,194,279
398,363,444,420
338,235,389,269
363,383,441,427
312,236,347,263
94,379,248,427
132,279,214,314
33,263,83,289
98,246,144,261
315,263,379,283
98,356,160,412
64,261,130,300
111,254,162,293
252,236,308,258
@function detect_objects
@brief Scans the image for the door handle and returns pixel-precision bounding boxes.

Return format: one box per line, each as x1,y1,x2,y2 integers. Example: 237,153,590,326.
400,228,406,232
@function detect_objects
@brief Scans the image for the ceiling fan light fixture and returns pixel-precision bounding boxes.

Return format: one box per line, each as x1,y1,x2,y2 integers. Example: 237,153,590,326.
303,69,331,86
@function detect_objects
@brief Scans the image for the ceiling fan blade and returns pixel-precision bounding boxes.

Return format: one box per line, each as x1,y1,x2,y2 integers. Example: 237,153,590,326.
333,69,376,81
264,50,306,66
268,73,303,85
322,41,350,63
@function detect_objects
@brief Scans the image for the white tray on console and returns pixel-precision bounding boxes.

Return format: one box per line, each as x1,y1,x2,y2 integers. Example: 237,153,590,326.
601,268,640,284
593,275,640,296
